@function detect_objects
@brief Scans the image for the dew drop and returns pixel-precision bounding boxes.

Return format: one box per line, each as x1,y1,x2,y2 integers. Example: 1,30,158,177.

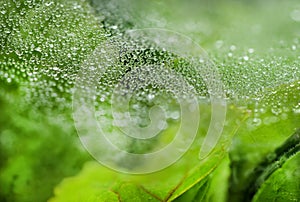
248,48,255,54
230,45,236,51
252,117,261,126
290,9,300,22
243,56,249,61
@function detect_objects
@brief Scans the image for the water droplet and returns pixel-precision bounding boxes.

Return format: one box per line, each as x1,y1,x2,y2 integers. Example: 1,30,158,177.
230,45,236,51
35,47,42,52
243,56,249,61
248,48,255,54
110,25,118,30
290,9,300,22
271,107,282,115
252,117,261,125
147,94,155,101
170,111,180,120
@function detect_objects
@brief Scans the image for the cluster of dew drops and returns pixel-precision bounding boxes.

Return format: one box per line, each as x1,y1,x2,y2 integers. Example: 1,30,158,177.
0,0,299,131
0,0,105,111
91,0,300,130
214,40,300,129
89,36,209,133
0,0,209,126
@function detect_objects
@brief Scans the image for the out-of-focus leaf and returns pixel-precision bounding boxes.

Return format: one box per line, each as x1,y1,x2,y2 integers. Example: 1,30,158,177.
49,105,246,202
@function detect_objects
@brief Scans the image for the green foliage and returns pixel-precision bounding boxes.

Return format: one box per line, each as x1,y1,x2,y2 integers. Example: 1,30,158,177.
0,0,300,201
50,104,244,201
0,0,103,201
253,152,300,202
228,81,300,201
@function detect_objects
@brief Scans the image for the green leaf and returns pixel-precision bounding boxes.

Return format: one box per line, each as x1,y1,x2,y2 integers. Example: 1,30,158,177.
2,0,300,201
202,155,230,202
253,152,300,202
50,105,245,202
228,81,300,201
0,0,103,201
